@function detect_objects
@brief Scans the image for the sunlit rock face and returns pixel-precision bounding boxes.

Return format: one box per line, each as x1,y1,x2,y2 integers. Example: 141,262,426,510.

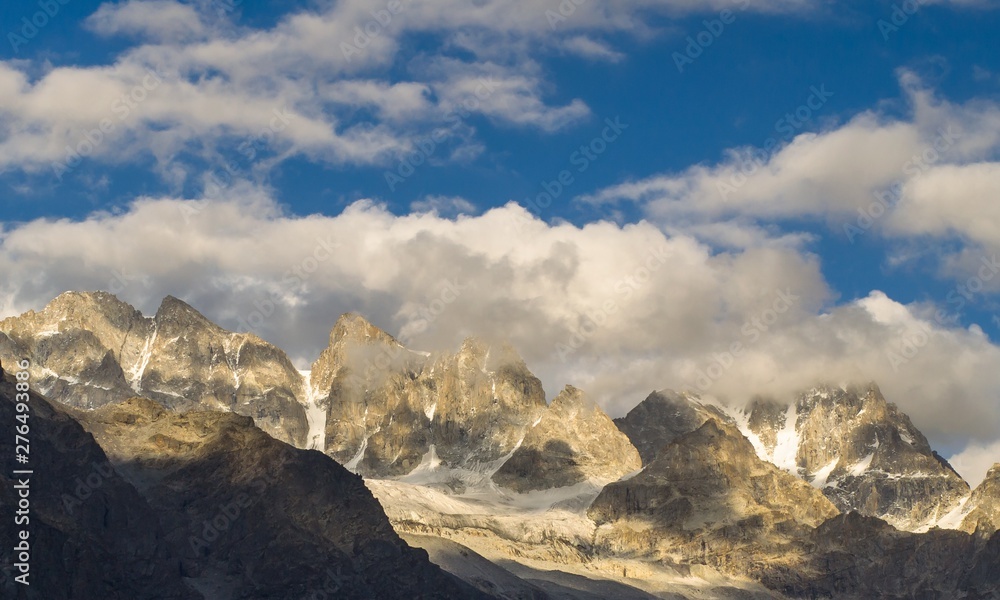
960,464,1000,536
0,292,308,446
590,418,840,582
613,384,970,532
313,313,548,478
614,389,722,465
738,384,970,532
491,385,642,493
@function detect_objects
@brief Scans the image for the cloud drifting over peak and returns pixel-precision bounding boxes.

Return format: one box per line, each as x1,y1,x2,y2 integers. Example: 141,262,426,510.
2,190,1000,484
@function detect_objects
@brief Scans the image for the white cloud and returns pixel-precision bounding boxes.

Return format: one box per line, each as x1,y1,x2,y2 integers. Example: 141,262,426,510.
86,0,210,42
2,190,1000,470
410,195,479,216
0,0,607,180
582,73,1000,273
950,440,1000,488
1,0,909,183
561,36,625,63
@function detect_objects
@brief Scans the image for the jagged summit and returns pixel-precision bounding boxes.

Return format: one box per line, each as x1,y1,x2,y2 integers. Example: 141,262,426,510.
614,388,722,465
154,294,215,326
491,385,640,493
589,417,840,578
330,311,400,346
959,463,1000,535
0,293,309,445
5,291,1000,598
311,314,547,477
549,384,595,410
613,383,972,532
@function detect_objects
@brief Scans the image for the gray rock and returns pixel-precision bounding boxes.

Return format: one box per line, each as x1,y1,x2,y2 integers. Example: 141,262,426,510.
961,463,1000,536
74,397,492,600
492,385,641,493
0,292,309,446
613,384,971,532
313,313,548,477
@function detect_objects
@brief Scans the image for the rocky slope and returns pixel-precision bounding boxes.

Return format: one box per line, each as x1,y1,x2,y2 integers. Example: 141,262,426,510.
73,395,490,599
590,419,840,580
0,292,308,446
772,513,1000,599
312,313,548,479
492,385,641,493
0,363,196,599
6,291,1000,598
367,477,785,599
614,385,971,532
613,389,722,465
735,384,971,531
958,464,1000,536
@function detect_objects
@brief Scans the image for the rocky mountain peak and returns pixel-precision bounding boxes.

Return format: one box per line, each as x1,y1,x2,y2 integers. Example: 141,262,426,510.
548,384,592,411
330,312,399,346
656,417,762,474
611,383,972,532
44,289,136,316
315,317,547,478
0,293,309,446
491,385,640,492
1,290,149,351
959,463,1000,536
614,388,723,465
154,295,218,331
589,416,840,577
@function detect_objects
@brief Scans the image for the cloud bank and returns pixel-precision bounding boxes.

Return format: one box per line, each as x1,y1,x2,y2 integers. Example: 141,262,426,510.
1,189,999,484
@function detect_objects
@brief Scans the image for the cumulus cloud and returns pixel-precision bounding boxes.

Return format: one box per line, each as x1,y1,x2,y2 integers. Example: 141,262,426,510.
1,190,999,485
583,73,1000,280
0,0,904,183
950,440,1000,488
86,0,210,42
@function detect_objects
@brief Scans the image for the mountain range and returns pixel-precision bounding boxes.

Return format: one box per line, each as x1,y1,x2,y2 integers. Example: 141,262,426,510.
1,291,999,599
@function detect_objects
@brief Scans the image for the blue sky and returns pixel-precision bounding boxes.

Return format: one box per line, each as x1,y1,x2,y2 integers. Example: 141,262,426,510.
1,0,1000,481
